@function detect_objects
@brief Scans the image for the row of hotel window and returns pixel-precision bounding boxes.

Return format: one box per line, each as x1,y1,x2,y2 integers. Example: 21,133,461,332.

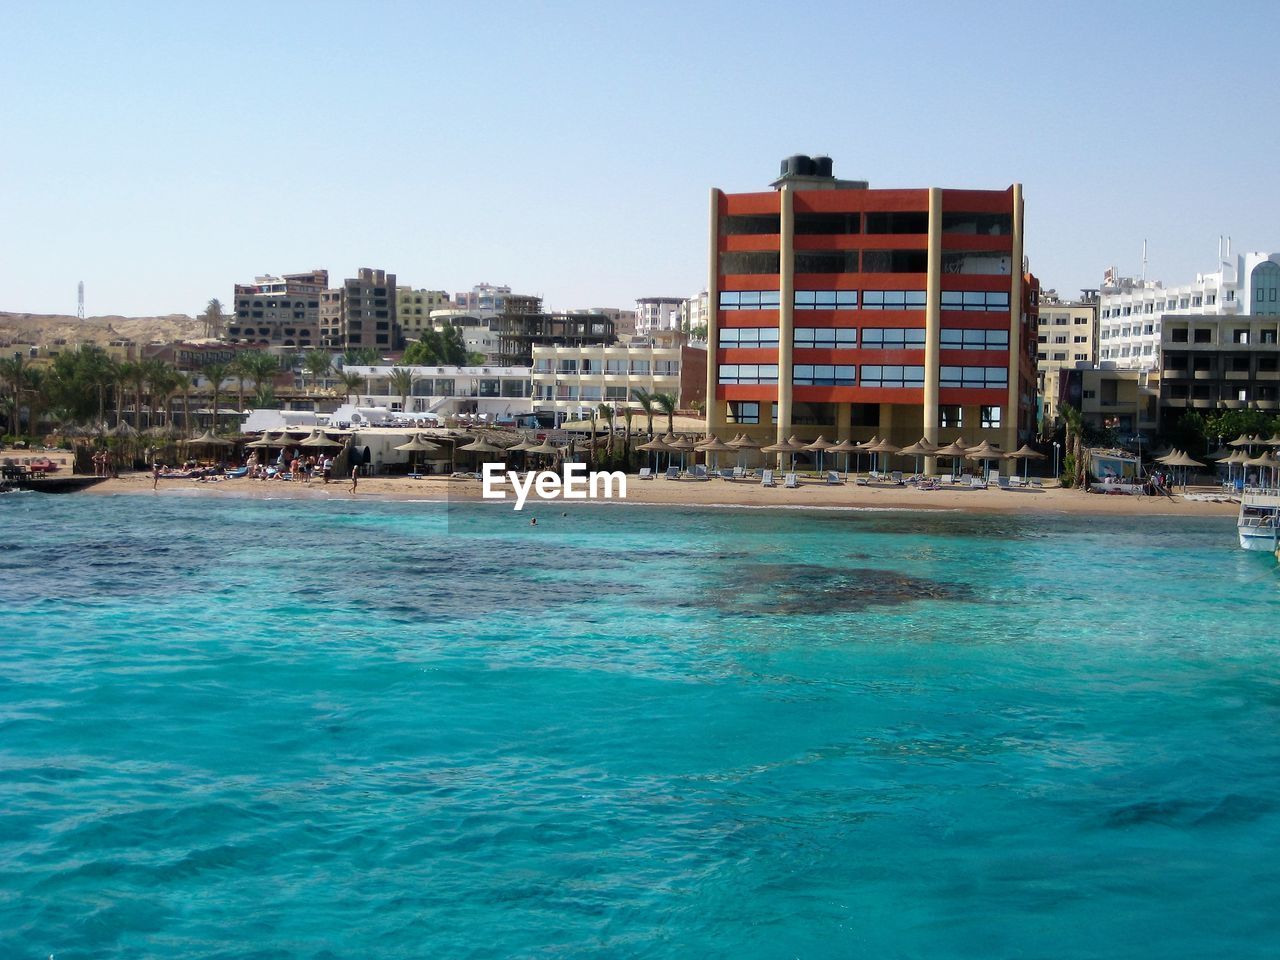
720,327,1010,349
534,386,639,401
532,359,679,374
1100,292,1236,317
721,212,1011,236
719,365,1009,387
720,250,1013,276
719,290,1010,311
729,401,1003,428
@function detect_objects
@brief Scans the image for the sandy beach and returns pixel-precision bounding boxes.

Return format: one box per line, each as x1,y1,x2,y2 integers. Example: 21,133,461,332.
80,470,1240,518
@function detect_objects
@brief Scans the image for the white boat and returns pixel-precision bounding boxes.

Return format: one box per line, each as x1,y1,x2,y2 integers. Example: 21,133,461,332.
1237,490,1280,552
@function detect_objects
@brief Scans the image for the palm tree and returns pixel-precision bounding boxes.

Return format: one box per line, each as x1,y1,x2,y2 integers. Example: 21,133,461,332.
141,358,174,430
172,371,193,432
202,362,229,434
244,351,281,407
388,367,414,415
653,391,678,436
336,370,364,401
1060,403,1087,489
302,350,333,394
0,356,23,435
230,352,256,416
631,387,656,437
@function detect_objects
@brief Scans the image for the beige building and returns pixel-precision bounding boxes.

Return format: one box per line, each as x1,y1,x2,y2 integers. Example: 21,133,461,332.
396,288,451,341
1036,293,1098,424
531,332,683,421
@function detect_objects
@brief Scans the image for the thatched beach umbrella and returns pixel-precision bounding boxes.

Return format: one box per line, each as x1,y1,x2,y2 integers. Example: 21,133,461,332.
635,434,670,472
457,435,507,472
897,437,937,476
933,437,970,478
188,429,231,447
760,438,793,471
300,429,343,448
666,435,697,471
695,435,737,472
865,437,901,473
827,438,861,476
1005,443,1046,480
395,433,443,475
803,435,833,472
965,440,1004,480
1228,433,1254,448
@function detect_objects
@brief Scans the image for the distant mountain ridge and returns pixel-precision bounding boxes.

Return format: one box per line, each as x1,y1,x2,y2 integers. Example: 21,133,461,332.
0,311,205,347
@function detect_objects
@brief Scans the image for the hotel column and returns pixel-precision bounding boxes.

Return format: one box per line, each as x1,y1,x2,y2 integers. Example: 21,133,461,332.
776,185,795,460
706,189,724,437
1006,183,1024,453
923,187,943,474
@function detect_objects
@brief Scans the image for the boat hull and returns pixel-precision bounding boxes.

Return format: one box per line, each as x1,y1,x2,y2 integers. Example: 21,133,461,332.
1,475,110,494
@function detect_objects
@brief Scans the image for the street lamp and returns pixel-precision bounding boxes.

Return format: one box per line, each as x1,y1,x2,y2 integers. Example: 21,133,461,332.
1053,440,1061,480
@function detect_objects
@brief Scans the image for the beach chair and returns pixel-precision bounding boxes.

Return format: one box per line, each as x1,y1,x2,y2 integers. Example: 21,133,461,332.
996,475,1011,490
664,466,679,480
826,470,843,485
784,472,798,488
970,475,986,489
760,469,775,487
638,467,653,480
689,464,708,480
855,476,869,486
890,471,904,485
1009,475,1024,487
733,466,746,480
719,468,734,480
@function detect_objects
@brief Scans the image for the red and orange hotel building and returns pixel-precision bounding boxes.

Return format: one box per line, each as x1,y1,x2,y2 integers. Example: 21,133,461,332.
705,156,1039,465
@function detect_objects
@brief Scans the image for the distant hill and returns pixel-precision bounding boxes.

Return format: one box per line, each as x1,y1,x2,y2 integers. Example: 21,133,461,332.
0,311,205,348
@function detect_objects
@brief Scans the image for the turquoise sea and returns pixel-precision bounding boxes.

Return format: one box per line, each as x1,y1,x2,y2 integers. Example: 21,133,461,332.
2,493,1279,959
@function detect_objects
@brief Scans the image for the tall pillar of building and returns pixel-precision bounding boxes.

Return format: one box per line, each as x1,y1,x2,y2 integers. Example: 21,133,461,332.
923,187,944,474
1006,182,1025,452
776,185,796,454
706,189,723,437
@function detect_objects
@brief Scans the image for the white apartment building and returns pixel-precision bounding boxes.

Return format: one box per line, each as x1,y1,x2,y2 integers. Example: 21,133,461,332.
680,290,710,336
342,364,533,422
634,297,683,336
1097,251,1280,370
531,339,682,421
1036,293,1099,426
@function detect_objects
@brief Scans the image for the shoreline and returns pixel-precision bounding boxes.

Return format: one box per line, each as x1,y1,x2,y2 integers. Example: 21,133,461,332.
79,471,1240,518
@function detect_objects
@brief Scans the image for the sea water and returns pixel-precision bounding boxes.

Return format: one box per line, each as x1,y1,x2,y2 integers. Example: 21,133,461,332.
2,494,1279,959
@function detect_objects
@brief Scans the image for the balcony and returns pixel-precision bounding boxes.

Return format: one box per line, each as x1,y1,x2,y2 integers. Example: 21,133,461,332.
1192,370,1216,380
1189,398,1216,409
1225,371,1250,380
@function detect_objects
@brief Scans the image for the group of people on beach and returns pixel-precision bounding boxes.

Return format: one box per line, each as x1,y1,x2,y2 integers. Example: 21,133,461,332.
150,447,360,492
90,450,117,478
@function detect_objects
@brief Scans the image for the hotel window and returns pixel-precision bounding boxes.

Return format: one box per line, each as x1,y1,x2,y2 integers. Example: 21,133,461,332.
1233,329,1250,344
580,386,602,401
862,290,926,310
861,249,927,273
940,212,1012,235
1193,296,1202,307
940,291,1010,312
1053,352,1068,361
940,329,1010,350
861,327,926,348
795,251,861,273
939,366,1009,388
939,251,1012,275
980,406,1002,428
1194,329,1212,344
1179,298,1190,308
1074,317,1087,325
718,290,781,311
795,327,857,348
940,405,962,428
605,359,627,374
605,386,628,401
859,365,925,388
630,360,650,374
1207,294,1217,305
794,290,857,310
654,360,679,376
729,401,760,424
793,364,856,386
1053,336,1067,344
865,211,929,234
720,327,780,347
720,251,781,275
721,214,781,235
794,212,861,234
718,364,779,385
556,360,578,373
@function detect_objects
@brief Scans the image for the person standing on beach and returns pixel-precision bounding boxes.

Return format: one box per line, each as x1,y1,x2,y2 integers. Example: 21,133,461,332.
152,462,161,490
350,464,358,493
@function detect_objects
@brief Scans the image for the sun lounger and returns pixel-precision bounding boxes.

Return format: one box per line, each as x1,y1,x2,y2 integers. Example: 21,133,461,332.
784,472,798,488
1009,475,1024,487
664,466,679,480
688,464,709,480
996,475,1011,490
855,476,869,486
760,469,775,487
733,466,746,480
638,467,653,480
826,470,843,485
970,475,986,489
890,471,904,485
719,468,735,480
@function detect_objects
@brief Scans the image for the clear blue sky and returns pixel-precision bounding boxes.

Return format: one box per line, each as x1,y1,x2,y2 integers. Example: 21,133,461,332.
1,0,1275,317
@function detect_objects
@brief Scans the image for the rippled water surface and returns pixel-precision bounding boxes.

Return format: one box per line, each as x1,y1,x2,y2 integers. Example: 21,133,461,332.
2,494,1279,959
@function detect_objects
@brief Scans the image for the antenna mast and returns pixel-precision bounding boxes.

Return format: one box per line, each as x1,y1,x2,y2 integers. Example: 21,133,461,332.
77,281,85,319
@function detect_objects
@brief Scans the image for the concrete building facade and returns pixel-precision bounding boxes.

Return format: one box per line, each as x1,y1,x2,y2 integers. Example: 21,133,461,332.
231,269,328,348
705,155,1037,455
320,268,398,352
530,332,685,421
635,297,683,336
396,287,451,341
1036,292,1099,425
